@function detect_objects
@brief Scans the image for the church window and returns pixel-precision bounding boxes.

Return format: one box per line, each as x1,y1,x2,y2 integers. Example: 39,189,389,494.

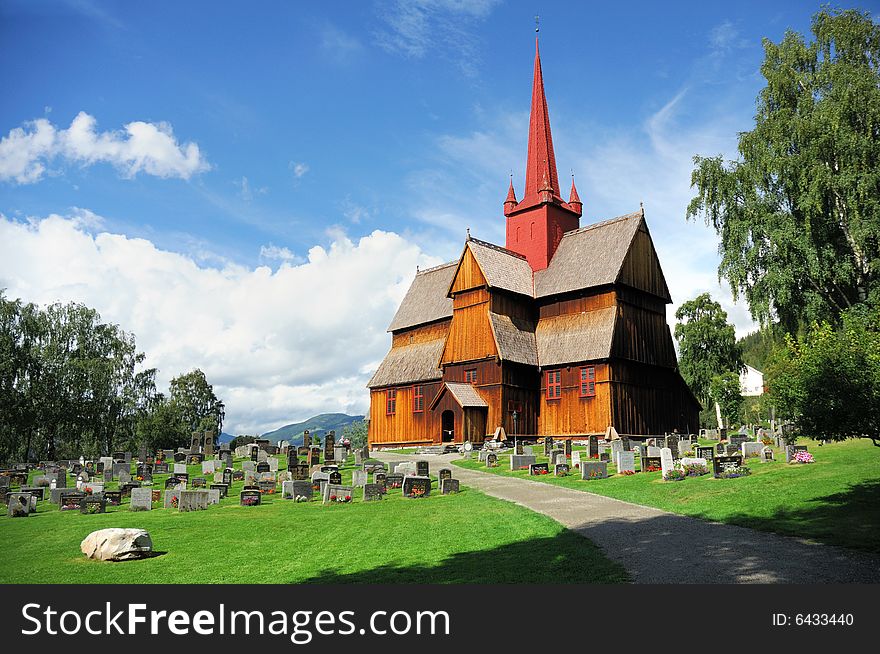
413,385,424,413
580,366,596,397
465,368,477,383
386,389,397,415
546,370,561,399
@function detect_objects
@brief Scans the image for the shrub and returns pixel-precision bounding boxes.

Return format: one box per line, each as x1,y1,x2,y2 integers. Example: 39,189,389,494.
682,463,709,477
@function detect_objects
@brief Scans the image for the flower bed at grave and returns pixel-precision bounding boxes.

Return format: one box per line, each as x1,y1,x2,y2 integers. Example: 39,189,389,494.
644,465,662,472
792,451,815,464
329,494,352,503
682,463,709,477
170,495,179,508
663,469,685,482
715,466,752,479
295,495,309,502
84,486,93,495
619,470,635,476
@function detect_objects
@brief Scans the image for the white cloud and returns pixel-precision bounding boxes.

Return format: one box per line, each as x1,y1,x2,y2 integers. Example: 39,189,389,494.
236,176,268,202
320,24,364,63
375,0,500,76
259,244,300,264
289,161,309,178
0,211,442,435
0,111,210,184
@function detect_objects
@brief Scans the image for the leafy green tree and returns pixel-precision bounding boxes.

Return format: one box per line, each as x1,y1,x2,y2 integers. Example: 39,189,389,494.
674,293,744,411
687,7,880,330
169,369,225,439
770,306,880,445
710,372,745,428
342,419,368,449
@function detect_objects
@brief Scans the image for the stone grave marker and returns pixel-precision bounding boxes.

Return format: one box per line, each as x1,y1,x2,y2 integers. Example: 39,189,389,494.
178,490,209,512
785,445,808,463
163,490,180,509
555,463,570,476
438,468,452,484
543,437,553,456
742,442,763,458
581,461,608,480
402,476,431,498
696,446,714,460
510,454,536,470
320,465,339,473
59,490,85,511
571,451,581,468
104,490,122,506
256,462,270,474
659,448,674,476
515,441,524,455
641,456,661,472
328,470,342,485
611,440,623,467
618,451,636,473
486,453,498,467
268,458,279,472
292,480,313,501
240,489,261,506
441,478,460,494
7,492,33,517
211,483,229,498
386,473,404,489
713,455,744,476
416,461,429,476
761,447,774,462
206,489,220,505
81,496,106,514
130,488,153,511
189,453,204,465
363,483,383,501
588,435,599,459
322,483,353,504
352,469,367,487
529,462,549,475
564,440,572,456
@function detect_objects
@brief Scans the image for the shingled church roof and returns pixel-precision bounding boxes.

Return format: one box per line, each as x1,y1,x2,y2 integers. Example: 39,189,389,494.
535,306,618,366
367,337,445,388
462,238,534,298
534,211,644,298
387,262,456,332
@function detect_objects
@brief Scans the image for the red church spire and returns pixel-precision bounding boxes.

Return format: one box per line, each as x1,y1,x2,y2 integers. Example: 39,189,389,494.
568,175,582,212
524,38,561,202
503,175,518,214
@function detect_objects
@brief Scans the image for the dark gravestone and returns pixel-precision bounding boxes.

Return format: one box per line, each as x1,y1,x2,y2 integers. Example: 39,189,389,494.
713,455,744,476
113,451,126,462
291,480,313,501
786,445,808,463
251,449,259,462
256,462,270,474
374,473,387,494
222,469,234,486
486,453,498,467
174,452,186,463
297,446,309,457
20,486,44,500
320,465,339,473
363,483,383,502
588,435,599,459
529,462,549,475
696,446,714,460
544,438,553,456
240,490,261,506
80,496,106,514
232,470,245,481
515,442,524,455
416,461,429,476
402,476,431,498
210,483,228,499
309,448,321,467
104,490,122,506
191,477,206,488
564,440,572,456
119,482,140,497
165,476,182,489
386,474,404,489
554,463,570,476
60,491,85,511
291,464,309,481
189,453,204,465
329,471,342,485
258,480,276,494
324,431,336,462
581,461,608,480
440,478,460,494
641,456,662,472
438,469,452,483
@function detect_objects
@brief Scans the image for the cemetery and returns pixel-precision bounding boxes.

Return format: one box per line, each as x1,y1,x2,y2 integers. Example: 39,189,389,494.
453,434,880,554
0,437,628,584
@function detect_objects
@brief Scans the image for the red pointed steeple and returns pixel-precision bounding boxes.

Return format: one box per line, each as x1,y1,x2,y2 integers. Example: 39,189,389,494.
568,175,582,212
524,38,560,201
504,35,581,272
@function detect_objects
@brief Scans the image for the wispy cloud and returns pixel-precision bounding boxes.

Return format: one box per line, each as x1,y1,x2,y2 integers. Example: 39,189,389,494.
289,161,309,179
374,0,501,77
320,24,364,64
0,111,210,184
236,176,268,203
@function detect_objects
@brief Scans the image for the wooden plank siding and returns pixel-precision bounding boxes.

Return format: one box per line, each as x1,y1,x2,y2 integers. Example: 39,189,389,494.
368,381,442,447
449,247,486,294
538,363,612,436
611,303,678,368
617,225,671,301
391,319,450,346
538,289,616,318
609,361,701,435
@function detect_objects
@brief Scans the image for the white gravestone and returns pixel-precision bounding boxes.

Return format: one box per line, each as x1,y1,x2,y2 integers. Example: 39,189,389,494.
660,447,674,477
617,451,635,473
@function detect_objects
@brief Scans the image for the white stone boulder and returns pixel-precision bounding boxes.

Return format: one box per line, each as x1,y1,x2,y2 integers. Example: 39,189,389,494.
80,528,153,561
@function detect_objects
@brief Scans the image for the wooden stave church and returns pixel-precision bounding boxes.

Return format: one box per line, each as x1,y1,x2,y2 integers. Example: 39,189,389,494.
367,39,700,448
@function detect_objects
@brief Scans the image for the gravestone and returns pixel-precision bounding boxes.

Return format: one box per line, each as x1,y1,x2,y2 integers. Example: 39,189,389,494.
402,476,431,498
324,431,336,462
742,442,763,458
103,468,114,483
60,491,85,511
329,471,342,485
440,478,460,494
113,462,129,479
309,448,321,467
659,448,674,477
7,492,33,517
416,461,430,476
256,462,270,474
761,447,774,462
385,474,404,489
163,490,180,509
334,447,346,462
188,453,204,465
515,441,524,455
210,483,228,498
80,496,106,514
529,462,549,475
322,482,353,504
713,455,744,476
617,451,635,473
665,436,679,459
173,463,187,475
232,470,245,481
130,488,153,511
165,476,181,489
291,463,309,481
555,463,570,476
222,469,233,486
240,490,261,506
599,452,611,462
291,480,313,501
543,438,553,456
395,462,417,476
363,483,383,502
268,458,279,472
201,460,215,475
611,440,624,467
696,446,714,461
785,445,808,463
241,460,255,472
486,453,498,467
510,454,537,471
588,435,599,459
678,440,692,456
352,469,368,487
438,468,452,484
581,461,608,480
104,490,122,506
206,489,220,506
571,451,581,468
191,477,206,488
642,456,661,472
154,462,169,474
564,440,572,456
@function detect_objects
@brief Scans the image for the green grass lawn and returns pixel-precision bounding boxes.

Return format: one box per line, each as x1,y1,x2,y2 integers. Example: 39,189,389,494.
0,456,628,584
454,438,880,554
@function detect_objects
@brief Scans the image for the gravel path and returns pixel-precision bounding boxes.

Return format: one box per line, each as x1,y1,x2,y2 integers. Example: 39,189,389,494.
375,451,880,583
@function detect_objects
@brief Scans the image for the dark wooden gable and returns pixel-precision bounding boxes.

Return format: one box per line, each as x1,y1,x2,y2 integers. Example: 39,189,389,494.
615,217,672,303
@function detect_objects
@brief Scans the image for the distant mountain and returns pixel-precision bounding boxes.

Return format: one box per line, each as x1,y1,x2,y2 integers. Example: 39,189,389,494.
260,413,365,446
217,432,236,445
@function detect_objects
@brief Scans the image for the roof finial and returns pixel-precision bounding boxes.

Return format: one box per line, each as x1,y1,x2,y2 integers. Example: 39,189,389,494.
416,264,420,273
535,14,540,33
466,227,471,240
640,201,644,216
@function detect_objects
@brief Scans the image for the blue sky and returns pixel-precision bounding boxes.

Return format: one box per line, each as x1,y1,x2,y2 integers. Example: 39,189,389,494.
1,0,873,434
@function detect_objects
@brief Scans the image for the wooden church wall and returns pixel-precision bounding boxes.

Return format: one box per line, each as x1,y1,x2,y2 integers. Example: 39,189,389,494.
367,381,442,446
391,319,449,346
441,298,497,364
617,225,670,301
537,363,612,436
609,361,700,435
538,289,616,318
611,302,678,368
449,247,486,294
